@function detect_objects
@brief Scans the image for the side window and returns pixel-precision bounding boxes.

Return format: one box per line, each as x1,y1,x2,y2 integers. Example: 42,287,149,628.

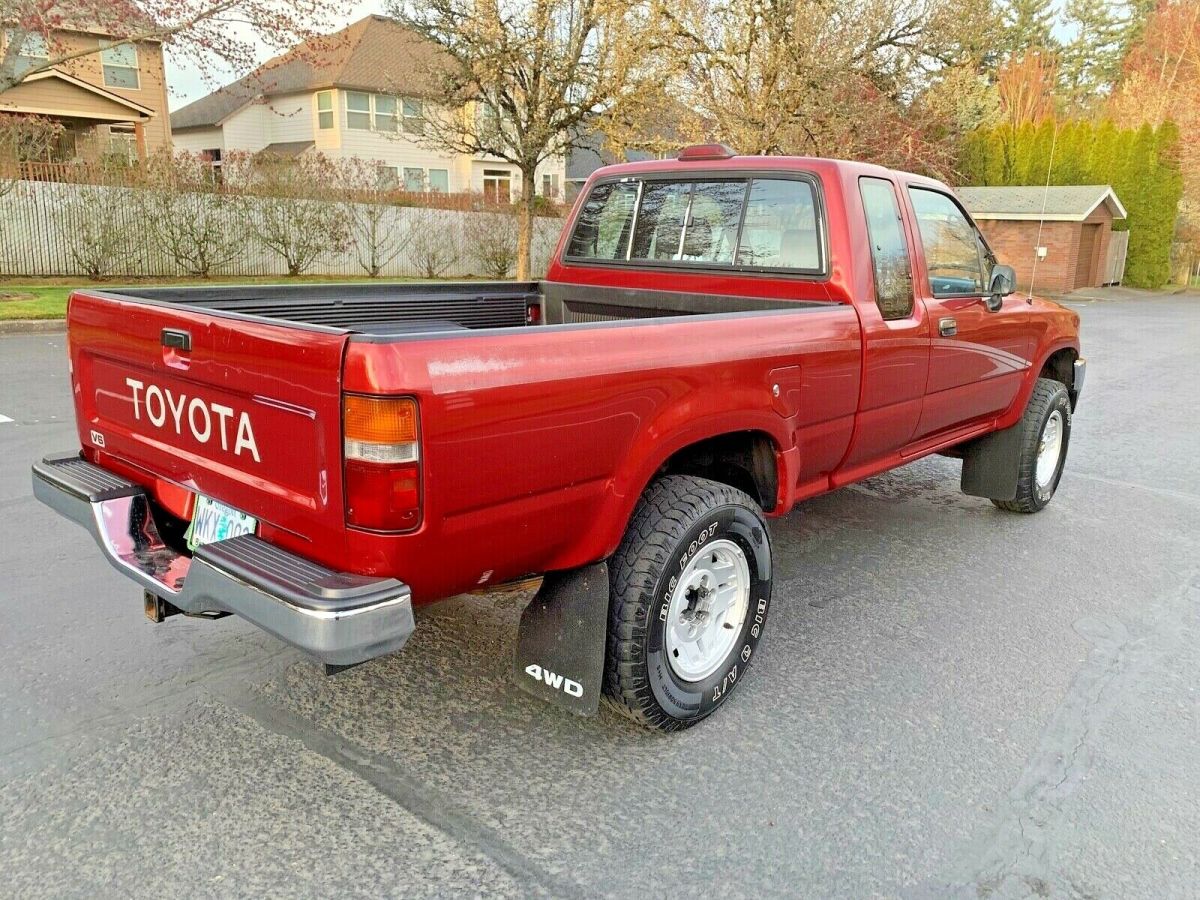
735,179,820,271
859,177,914,319
565,181,640,260
909,188,987,296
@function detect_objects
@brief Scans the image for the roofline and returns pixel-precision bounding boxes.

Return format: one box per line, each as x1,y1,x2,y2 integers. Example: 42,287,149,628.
16,69,155,117
171,81,445,131
971,212,1097,222
1083,187,1127,220
960,186,1127,222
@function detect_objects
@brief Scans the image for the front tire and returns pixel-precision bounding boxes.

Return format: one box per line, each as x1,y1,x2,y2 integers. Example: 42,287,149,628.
604,475,772,731
992,377,1072,513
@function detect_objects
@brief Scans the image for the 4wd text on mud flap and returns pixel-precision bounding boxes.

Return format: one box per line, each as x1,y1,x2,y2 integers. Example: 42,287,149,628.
524,664,584,698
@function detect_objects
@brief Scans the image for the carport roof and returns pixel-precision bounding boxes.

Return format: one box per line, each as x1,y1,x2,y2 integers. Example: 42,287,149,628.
957,185,1127,222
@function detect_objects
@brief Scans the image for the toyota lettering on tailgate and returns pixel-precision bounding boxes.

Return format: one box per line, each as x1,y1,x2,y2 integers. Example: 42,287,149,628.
125,377,261,462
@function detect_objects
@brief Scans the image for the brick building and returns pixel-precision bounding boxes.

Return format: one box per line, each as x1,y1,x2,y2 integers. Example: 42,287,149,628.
957,186,1127,295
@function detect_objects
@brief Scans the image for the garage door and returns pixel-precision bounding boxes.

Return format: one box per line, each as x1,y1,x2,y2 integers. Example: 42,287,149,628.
1075,224,1099,289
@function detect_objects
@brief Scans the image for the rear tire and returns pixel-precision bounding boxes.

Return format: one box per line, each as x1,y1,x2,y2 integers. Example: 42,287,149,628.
604,475,772,731
992,377,1072,513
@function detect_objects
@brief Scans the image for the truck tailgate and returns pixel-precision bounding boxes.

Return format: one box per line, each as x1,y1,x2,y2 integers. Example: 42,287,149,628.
67,291,350,558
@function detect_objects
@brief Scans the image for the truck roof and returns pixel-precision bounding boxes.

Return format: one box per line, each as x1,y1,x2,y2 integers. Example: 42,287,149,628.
589,152,950,194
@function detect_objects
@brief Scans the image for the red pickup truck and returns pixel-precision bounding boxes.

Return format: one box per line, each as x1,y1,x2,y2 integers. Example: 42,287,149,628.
33,147,1084,731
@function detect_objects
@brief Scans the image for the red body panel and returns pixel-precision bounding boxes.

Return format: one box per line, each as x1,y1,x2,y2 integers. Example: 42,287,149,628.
64,155,1081,605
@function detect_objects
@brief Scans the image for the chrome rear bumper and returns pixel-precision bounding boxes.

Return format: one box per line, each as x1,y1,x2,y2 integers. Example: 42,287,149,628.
31,453,414,667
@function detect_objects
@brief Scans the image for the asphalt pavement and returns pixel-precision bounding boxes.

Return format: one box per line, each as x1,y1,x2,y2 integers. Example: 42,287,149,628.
1,293,1198,898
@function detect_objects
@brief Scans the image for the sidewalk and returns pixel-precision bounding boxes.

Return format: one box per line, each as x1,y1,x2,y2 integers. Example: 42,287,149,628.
0,319,65,335
1060,284,1197,302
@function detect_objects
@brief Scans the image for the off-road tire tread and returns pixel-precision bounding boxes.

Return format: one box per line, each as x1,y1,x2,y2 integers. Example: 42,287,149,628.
992,377,1070,513
603,475,761,731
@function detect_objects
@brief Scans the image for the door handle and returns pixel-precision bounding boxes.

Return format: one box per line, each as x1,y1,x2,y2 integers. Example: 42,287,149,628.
939,317,957,337
161,328,191,351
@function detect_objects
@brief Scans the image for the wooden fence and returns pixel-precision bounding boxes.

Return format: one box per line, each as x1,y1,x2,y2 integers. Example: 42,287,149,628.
0,179,564,278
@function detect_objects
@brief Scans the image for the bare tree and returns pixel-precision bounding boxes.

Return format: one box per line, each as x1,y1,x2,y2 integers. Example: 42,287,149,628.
390,0,664,279
0,1,349,94
643,0,1000,174
406,207,459,278
227,152,351,277
137,152,244,277
462,201,519,277
338,158,416,277
0,113,62,198
57,182,141,277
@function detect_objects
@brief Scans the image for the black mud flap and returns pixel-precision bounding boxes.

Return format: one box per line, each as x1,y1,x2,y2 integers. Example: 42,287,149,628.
961,420,1023,501
513,562,609,717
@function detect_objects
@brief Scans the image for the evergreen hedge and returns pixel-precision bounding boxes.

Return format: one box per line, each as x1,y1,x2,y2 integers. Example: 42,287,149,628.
958,120,1183,288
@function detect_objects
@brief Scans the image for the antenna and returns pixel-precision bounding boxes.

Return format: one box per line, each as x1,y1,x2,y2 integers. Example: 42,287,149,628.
1026,122,1059,303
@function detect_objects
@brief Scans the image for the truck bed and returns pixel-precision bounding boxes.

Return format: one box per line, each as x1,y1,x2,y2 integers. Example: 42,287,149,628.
103,282,541,332
99,281,834,334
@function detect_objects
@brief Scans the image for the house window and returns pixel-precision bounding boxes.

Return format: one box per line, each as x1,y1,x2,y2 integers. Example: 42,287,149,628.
428,169,449,192
107,125,137,161
316,91,334,130
101,42,139,89
402,99,424,134
346,91,371,130
542,173,560,199
483,169,512,204
374,95,397,132
376,165,399,189
403,167,425,191
4,29,48,77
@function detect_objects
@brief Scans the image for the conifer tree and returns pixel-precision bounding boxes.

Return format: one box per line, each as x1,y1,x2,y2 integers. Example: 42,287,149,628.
1002,0,1058,53
1061,0,1130,108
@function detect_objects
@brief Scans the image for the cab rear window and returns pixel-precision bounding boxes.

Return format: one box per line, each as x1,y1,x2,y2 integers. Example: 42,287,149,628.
564,175,824,275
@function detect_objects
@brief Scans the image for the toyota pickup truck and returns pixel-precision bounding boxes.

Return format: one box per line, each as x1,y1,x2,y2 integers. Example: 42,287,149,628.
32,146,1084,731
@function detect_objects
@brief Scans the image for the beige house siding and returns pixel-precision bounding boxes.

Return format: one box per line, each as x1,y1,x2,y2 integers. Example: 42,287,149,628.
0,29,172,152
190,86,567,197
0,76,143,121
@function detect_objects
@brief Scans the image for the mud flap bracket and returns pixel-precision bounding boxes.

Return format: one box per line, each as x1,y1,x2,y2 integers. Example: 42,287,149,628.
513,561,609,717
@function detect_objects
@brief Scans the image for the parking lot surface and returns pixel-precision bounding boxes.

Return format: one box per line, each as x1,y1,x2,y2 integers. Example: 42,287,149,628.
1,293,1197,898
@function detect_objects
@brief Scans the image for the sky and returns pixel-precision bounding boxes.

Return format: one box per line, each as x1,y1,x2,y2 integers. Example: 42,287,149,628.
164,1,383,111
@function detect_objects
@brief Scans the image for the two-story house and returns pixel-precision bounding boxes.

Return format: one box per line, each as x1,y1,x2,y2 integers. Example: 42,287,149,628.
0,23,172,162
171,16,565,200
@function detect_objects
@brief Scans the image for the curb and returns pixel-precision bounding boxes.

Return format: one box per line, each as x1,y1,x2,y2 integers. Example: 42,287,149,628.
0,319,66,335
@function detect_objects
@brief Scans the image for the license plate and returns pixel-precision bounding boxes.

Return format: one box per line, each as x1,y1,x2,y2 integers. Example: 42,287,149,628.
186,495,257,552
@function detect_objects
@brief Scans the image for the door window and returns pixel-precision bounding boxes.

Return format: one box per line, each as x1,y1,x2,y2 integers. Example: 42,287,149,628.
909,188,987,296
859,177,914,319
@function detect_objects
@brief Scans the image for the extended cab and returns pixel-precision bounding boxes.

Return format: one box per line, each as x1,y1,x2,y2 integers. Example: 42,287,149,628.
33,148,1084,730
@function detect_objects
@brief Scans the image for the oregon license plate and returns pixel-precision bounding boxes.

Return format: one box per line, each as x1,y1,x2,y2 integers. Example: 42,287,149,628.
186,495,257,552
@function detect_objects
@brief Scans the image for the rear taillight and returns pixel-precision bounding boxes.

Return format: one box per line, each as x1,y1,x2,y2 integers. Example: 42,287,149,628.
343,395,421,531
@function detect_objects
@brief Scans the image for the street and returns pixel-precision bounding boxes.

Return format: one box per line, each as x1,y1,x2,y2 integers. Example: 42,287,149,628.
1,293,1197,898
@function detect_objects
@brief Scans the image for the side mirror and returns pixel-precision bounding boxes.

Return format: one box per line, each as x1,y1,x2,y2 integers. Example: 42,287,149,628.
987,264,1015,312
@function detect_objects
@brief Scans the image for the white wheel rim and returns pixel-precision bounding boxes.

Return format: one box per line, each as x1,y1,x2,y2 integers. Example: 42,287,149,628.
1036,409,1064,490
664,539,751,683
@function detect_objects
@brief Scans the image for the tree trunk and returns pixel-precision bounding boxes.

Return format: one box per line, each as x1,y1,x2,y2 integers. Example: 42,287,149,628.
516,167,537,280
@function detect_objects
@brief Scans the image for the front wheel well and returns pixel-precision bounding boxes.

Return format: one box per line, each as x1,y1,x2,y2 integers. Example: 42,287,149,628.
1040,347,1077,390
657,431,779,512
